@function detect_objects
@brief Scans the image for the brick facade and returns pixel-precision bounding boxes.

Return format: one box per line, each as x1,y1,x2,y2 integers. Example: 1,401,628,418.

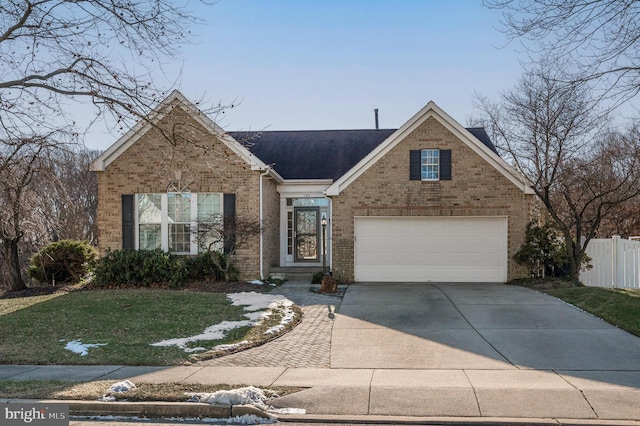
329,117,533,282
95,95,535,284
95,106,277,280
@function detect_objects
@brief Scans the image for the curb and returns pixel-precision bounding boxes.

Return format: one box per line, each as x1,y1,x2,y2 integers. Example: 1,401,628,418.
4,399,640,425
276,414,640,426
0,399,274,421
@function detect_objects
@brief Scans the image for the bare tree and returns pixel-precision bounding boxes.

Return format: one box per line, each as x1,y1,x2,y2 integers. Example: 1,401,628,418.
0,0,209,141
485,0,640,106
0,134,68,291
48,149,99,244
196,214,262,282
0,1,216,291
476,67,640,280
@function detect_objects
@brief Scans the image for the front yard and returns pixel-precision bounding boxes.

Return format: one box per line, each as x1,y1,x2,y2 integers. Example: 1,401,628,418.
544,286,640,337
0,286,299,366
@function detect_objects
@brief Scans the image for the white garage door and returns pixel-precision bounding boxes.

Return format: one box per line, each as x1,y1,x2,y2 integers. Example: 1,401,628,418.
354,216,508,282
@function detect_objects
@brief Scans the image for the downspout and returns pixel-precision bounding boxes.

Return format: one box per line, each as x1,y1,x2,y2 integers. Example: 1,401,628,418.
259,168,271,280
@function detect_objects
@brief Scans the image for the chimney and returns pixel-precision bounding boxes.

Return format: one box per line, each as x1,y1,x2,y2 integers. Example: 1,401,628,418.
374,108,379,130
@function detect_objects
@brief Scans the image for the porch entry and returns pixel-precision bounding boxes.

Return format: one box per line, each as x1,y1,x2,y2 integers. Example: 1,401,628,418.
284,197,329,265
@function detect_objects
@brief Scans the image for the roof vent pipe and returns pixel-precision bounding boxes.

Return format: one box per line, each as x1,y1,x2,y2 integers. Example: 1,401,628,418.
374,108,379,130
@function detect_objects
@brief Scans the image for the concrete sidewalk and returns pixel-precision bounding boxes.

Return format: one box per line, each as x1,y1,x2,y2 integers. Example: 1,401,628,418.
2,281,640,423
2,363,640,422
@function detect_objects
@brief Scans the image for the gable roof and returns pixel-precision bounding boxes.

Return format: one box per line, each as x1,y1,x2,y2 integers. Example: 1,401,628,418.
90,90,275,177
325,101,535,196
230,127,498,180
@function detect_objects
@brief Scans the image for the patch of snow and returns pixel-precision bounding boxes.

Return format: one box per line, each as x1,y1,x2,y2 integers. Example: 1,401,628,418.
212,340,249,352
227,292,288,312
263,300,296,335
268,407,306,415
150,320,252,350
108,380,136,393
188,386,304,420
64,339,106,356
150,292,298,353
99,380,137,402
75,414,274,424
194,386,270,409
248,280,264,285
226,414,276,424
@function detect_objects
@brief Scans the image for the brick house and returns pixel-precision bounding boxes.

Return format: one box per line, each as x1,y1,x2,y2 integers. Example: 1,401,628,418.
91,90,536,282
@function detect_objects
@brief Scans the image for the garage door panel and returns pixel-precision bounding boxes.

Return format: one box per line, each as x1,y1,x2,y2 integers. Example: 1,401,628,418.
354,217,507,282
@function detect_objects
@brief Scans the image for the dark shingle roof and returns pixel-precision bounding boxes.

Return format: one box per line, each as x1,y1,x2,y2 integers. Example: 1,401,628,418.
230,129,395,180
229,127,497,180
466,127,498,154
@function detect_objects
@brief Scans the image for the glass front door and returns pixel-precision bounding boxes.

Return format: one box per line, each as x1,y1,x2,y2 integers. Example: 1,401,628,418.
295,207,319,261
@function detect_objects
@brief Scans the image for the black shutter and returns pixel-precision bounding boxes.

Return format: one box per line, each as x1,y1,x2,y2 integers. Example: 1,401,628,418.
121,194,135,249
440,149,452,180
409,150,421,180
223,193,236,254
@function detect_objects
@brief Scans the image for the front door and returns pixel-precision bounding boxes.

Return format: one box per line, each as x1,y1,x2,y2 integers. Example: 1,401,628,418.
295,207,319,262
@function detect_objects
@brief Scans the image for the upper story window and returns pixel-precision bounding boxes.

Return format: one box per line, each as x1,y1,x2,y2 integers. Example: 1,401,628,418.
409,149,452,181
421,149,440,181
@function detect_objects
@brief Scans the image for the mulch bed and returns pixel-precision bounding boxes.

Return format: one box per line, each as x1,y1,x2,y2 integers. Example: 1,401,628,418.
1,279,273,299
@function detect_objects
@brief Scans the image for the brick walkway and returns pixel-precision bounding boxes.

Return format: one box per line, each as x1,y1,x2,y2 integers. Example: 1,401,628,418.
198,282,342,368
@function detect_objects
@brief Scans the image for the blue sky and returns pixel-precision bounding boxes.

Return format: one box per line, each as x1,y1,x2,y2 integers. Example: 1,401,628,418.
86,0,524,150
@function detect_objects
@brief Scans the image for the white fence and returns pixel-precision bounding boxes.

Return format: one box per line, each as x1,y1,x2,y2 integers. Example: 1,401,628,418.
580,236,640,288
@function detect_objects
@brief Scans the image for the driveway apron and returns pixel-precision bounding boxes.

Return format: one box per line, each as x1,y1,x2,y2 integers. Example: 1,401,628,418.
332,282,640,372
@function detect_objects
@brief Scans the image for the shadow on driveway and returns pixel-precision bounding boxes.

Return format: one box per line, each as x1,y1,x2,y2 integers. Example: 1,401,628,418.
332,282,640,389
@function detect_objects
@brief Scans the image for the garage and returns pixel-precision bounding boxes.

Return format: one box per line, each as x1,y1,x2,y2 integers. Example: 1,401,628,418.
354,216,508,282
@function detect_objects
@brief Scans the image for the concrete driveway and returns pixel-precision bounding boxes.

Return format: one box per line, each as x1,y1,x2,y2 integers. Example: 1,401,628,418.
332,282,640,373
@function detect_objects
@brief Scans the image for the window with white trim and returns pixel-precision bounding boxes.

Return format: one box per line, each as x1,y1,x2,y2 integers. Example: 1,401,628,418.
136,192,222,254
421,149,439,180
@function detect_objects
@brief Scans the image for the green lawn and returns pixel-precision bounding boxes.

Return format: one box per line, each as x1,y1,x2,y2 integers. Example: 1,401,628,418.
0,289,252,365
544,287,640,337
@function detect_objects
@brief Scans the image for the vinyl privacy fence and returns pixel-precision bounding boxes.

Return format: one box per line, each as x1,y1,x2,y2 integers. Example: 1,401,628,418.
580,236,640,289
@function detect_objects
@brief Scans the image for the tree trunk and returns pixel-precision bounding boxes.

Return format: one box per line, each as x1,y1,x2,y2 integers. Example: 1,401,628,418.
3,238,26,291
565,238,582,281
208,250,231,282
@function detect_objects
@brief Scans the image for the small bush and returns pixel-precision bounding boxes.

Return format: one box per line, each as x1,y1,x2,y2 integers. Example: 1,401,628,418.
514,222,569,278
91,249,187,288
28,240,98,285
183,253,224,281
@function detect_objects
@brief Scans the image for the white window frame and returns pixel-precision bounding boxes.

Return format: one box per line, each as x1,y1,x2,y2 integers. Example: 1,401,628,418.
421,149,440,181
135,192,222,255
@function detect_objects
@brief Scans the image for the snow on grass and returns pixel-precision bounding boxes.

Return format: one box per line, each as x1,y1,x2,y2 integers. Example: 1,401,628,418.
75,414,276,424
63,339,107,356
194,386,270,409
150,319,254,353
151,292,297,353
108,380,136,393
188,386,305,418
